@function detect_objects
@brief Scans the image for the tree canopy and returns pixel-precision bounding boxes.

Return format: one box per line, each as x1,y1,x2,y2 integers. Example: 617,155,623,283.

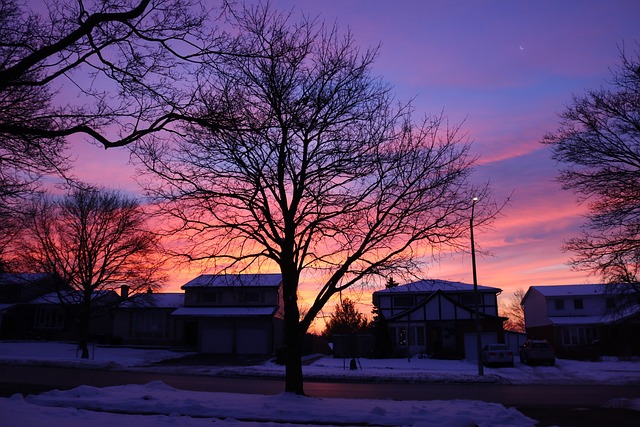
322,298,370,338
543,45,640,305
136,4,497,394
19,185,164,358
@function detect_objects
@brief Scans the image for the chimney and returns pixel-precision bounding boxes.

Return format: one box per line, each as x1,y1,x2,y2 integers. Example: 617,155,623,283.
120,284,130,300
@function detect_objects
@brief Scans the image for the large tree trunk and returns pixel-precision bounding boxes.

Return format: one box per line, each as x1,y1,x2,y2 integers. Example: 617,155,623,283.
77,298,91,359
281,264,305,395
283,315,304,394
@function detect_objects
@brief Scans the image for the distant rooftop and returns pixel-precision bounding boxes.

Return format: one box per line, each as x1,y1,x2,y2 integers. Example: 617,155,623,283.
530,284,619,297
181,273,282,289
172,307,277,317
374,278,501,294
119,293,184,308
0,273,55,286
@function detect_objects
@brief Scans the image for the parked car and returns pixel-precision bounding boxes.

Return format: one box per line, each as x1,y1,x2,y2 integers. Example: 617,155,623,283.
519,339,555,365
481,343,514,367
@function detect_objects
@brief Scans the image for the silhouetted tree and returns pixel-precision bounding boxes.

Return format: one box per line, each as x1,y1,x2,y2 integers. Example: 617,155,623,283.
136,3,498,394
543,45,640,307
322,298,369,338
500,288,526,333
20,185,165,358
0,0,216,148
0,0,224,246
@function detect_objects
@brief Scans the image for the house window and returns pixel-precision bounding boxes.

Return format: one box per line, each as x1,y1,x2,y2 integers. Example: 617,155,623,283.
459,293,480,306
393,295,414,308
395,326,425,346
606,298,615,309
562,327,598,345
243,291,260,303
200,291,218,303
34,307,64,329
573,299,584,309
554,299,565,310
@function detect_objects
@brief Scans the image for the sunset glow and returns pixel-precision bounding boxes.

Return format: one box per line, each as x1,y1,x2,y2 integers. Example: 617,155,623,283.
64,1,640,330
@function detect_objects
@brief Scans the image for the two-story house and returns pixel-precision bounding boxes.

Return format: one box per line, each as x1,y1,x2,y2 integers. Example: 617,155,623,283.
522,284,640,357
171,273,285,355
372,279,506,360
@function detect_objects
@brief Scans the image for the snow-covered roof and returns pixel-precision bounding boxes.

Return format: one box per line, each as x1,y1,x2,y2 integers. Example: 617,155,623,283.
119,293,184,308
531,284,626,297
530,284,608,297
0,303,15,312
181,274,282,289
548,311,637,325
374,279,501,294
26,290,116,305
0,273,55,286
171,307,277,317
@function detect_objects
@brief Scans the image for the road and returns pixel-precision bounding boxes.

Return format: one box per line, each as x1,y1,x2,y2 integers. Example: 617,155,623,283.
1,365,639,426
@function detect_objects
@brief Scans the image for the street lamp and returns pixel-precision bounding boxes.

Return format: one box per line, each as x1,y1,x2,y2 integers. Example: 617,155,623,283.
470,196,484,376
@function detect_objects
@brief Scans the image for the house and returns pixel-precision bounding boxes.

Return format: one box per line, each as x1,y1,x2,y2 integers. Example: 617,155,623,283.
0,273,67,339
25,289,119,342
112,292,185,346
171,273,285,355
522,284,640,358
372,279,506,360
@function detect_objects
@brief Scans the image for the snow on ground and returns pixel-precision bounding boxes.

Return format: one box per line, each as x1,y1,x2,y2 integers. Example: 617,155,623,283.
1,341,639,426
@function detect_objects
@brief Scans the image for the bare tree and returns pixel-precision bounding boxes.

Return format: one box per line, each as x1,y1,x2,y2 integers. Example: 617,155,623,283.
500,288,526,333
0,0,230,272
0,0,219,148
19,185,165,358
136,4,497,394
542,45,640,307
0,0,227,228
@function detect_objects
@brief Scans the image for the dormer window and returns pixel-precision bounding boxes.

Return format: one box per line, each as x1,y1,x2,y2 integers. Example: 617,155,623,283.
243,290,260,303
393,295,414,308
199,291,218,303
555,299,565,310
574,299,584,309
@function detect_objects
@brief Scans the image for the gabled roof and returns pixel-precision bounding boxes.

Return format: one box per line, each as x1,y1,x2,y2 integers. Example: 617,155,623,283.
0,273,52,285
26,290,117,305
181,273,282,289
385,289,505,322
374,278,501,295
119,293,184,309
529,284,607,297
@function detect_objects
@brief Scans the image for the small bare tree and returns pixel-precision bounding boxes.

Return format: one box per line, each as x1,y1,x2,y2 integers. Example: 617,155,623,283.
500,288,526,333
20,185,165,358
136,4,497,394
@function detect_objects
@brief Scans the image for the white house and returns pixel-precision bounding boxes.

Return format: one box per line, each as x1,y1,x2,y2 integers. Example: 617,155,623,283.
372,279,506,360
521,284,640,357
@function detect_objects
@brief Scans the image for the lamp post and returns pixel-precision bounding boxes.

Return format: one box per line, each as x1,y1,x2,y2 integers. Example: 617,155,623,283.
471,196,484,376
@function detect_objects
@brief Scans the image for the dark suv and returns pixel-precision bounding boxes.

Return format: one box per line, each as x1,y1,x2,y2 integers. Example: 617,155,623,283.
519,339,555,366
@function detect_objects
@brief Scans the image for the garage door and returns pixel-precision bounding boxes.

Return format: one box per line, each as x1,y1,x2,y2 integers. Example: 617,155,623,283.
237,327,269,354
200,325,233,353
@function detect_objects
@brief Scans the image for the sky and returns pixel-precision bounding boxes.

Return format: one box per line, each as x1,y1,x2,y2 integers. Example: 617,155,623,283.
1,341,639,426
65,1,640,323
